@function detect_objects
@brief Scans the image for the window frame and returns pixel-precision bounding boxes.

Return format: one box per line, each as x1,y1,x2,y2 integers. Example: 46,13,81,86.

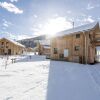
75,46,80,51
1,42,4,45
54,48,58,54
76,34,80,38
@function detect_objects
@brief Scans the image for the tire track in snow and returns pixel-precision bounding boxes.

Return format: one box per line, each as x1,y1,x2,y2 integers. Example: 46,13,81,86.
86,66,100,90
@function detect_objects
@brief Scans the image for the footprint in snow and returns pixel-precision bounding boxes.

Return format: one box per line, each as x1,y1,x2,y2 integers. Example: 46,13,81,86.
4,96,13,100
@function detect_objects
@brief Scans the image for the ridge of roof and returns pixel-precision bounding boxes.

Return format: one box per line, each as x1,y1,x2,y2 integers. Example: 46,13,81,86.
55,22,99,37
0,38,25,48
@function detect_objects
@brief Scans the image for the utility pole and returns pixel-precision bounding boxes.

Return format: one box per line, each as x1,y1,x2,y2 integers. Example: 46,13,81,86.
72,22,74,29
66,18,74,29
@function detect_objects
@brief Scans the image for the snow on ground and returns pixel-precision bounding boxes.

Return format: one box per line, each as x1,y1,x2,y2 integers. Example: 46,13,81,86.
47,61,100,100
0,54,100,100
0,55,50,100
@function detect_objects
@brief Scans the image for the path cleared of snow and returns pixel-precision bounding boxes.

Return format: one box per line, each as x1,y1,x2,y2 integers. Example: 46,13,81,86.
0,54,100,100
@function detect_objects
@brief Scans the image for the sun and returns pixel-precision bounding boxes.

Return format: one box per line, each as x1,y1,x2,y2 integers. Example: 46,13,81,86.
39,17,73,37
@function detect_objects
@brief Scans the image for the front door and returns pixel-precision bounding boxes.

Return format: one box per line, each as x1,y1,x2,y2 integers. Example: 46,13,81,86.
8,49,11,55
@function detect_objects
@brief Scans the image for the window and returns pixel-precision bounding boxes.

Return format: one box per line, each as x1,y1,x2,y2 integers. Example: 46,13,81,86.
76,34,80,38
2,42,4,45
2,49,4,52
54,48,58,54
59,54,64,58
75,46,80,51
89,34,91,39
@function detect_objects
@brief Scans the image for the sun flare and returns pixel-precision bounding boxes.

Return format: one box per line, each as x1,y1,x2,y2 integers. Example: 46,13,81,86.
38,17,73,37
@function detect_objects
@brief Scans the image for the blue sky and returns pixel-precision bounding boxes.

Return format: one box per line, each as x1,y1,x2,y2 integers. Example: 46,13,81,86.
0,0,100,40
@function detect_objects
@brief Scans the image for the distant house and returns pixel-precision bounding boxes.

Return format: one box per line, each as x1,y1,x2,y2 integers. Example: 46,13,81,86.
26,47,34,52
50,22,100,64
38,39,51,56
0,38,25,55
39,45,50,55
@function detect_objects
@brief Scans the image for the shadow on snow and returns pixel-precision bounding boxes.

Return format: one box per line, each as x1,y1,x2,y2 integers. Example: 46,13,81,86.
16,55,50,63
46,61,100,100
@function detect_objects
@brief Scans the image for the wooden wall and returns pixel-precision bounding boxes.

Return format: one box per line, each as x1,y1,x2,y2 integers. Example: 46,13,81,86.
50,29,99,64
0,39,24,55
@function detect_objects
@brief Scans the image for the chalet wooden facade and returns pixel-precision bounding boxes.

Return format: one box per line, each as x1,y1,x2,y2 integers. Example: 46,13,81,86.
26,47,34,52
0,38,25,55
50,22,100,64
39,45,50,55
38,40,51,55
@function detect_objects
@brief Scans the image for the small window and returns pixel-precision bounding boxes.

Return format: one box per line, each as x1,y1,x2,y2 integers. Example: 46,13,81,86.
59,54,64,58
2,49,4,52
76,34,80,38
89,34,91,39
54,48,58,54
75,46,80,51
2,42,4,45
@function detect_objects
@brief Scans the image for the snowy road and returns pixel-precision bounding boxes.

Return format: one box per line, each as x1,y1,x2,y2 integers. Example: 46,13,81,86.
0,55,100,100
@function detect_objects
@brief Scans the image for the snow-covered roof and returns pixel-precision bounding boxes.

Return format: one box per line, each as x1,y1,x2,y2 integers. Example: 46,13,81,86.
43,45,50,49
55,22,99,37
39,39,50,45
0,38,25,48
